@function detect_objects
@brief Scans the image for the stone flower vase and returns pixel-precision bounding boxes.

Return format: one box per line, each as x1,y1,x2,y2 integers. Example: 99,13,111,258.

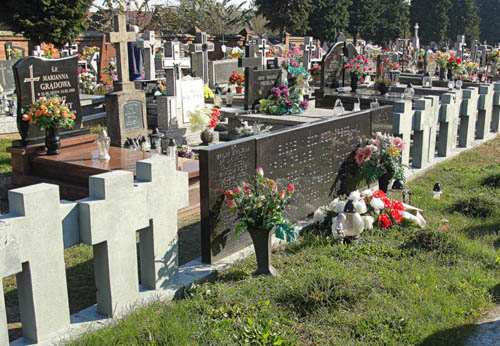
45,127,61,155
350,75,359,92
247,227,278,276
447,68,453,81
439,67,447,80
200,128,214,145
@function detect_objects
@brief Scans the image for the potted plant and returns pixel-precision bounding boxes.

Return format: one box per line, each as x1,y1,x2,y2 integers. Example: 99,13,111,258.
229,70,244,94
344,55,371,92
188,107,221,144
225,168,298,276
21,95,76,155
355,132,407,193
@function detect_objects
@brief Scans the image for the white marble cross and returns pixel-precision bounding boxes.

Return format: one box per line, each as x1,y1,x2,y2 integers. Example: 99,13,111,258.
0,184,73,343
412,98,435,168
135,157,189,289
477,84,494,139
138,30,162,80
459,87,479,148
189,32,214,84
107,14,136,91
23,64,40,104
301,36,315,70
493,83,500,133
79,171,149,317
257,39,268,70
393,100,413,166
162,41,191,105
437,92,461,157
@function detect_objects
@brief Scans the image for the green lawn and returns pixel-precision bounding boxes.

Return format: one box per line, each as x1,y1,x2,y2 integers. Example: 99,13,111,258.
66,136,500,346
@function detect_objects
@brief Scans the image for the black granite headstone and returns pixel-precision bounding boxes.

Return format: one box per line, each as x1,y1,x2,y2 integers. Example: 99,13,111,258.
13,56,85,145
200,138,256,263
0,59,17,91
200,109,375,263
246,68,281,110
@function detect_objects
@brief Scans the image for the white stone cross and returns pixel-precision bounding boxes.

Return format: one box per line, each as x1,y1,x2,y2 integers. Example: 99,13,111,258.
257,39,268,70
0,184,73,343
107,14,136,91
79,171,149,317
23,64,40,104
412,98,434,168
477,84,494,139
301,36,315,70
135,157,188,289
493,83,500,133
393,100,413,166
437,92,461,157
189,32,214,84
138,30,162,80
458,87,479,148
32,46,42,57
162,41,191,108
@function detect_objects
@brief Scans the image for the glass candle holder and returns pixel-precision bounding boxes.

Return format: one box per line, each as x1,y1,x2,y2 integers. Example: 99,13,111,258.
97,128,111,160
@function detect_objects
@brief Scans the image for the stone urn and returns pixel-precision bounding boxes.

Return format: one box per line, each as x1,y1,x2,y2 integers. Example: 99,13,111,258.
247,227,278,276
45,127,61,155
200,128,214,145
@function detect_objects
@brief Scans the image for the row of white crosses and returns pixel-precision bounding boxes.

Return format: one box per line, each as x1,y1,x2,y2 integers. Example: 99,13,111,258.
392,83,500,171
0,157,188,344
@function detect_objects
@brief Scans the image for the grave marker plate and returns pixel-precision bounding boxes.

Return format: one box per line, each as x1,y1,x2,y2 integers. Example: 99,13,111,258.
123,100,144,131
208,59,243,88
14,56,84,144
246,68,281,110
180,78,204,124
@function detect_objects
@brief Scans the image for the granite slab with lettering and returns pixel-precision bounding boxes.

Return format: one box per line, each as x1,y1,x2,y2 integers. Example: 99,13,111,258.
13,56,84,145
208,59,244,89
246,68,281,110
199,109,373,263
0,59,17,91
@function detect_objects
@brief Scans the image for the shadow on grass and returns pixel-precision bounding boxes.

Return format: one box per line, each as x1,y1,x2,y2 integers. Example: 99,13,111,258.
417,323,477,346
459,222,500,244
482,174,500,188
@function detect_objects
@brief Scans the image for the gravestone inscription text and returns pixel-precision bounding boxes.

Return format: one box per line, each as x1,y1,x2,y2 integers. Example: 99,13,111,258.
123,100,144,131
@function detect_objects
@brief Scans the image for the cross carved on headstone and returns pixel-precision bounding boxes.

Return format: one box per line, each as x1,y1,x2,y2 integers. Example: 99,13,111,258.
107,14,136,91
301,36,315,70
79,170,149,317
23,64,40,104
189,32,214,84
139,31,162,80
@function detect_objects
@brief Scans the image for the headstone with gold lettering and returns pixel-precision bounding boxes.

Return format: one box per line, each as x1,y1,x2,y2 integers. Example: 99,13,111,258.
105,14,148,147
13,55,87,145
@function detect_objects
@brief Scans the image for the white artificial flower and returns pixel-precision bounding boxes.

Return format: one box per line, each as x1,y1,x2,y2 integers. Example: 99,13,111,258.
348,190,362,202
328,198,340,211
353,200,367,214
370,197,385,211
363,216,374,230
402,211,427,229
313,208,326,223
361,189,373,198
335,201,346,213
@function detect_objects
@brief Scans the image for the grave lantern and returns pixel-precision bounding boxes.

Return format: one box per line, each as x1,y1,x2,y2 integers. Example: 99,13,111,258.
404,83,415,99
149,128,164,154
389,178,412,204
433,182,442,200
214,85,222,108
97,128,111,160
226,87,234,107
166,138,176,159
447,80,455,90
455,79,463,90
422,72,432,88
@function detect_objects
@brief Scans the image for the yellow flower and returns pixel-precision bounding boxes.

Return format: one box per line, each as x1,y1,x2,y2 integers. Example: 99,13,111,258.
388,147,398,155
40,105,48,114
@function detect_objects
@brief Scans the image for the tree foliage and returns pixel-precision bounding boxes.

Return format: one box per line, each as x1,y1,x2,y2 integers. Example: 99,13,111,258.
254,0,312,37
308,0,351,44
348,0,379,44
0,0,93,46
374,0,410,44
410,0,452,45
447,0,480,44
476,0,500,45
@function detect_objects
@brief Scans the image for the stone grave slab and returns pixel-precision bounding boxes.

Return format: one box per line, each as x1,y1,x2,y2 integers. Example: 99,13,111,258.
459,87,479,148
13,55,86,145
208,59,243,89
476,84,494,140
438,92,461,157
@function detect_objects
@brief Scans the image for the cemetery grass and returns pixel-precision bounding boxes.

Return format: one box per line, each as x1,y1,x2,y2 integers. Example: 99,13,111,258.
69,136,500,346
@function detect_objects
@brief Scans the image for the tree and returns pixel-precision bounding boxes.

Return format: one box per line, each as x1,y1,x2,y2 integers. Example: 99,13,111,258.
447,0,480,44
308,0,351,44
348,0,379,44
254,0,312,37
0,0,93,46
410,0,452,45
375,0,410,45
476,0,500,45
